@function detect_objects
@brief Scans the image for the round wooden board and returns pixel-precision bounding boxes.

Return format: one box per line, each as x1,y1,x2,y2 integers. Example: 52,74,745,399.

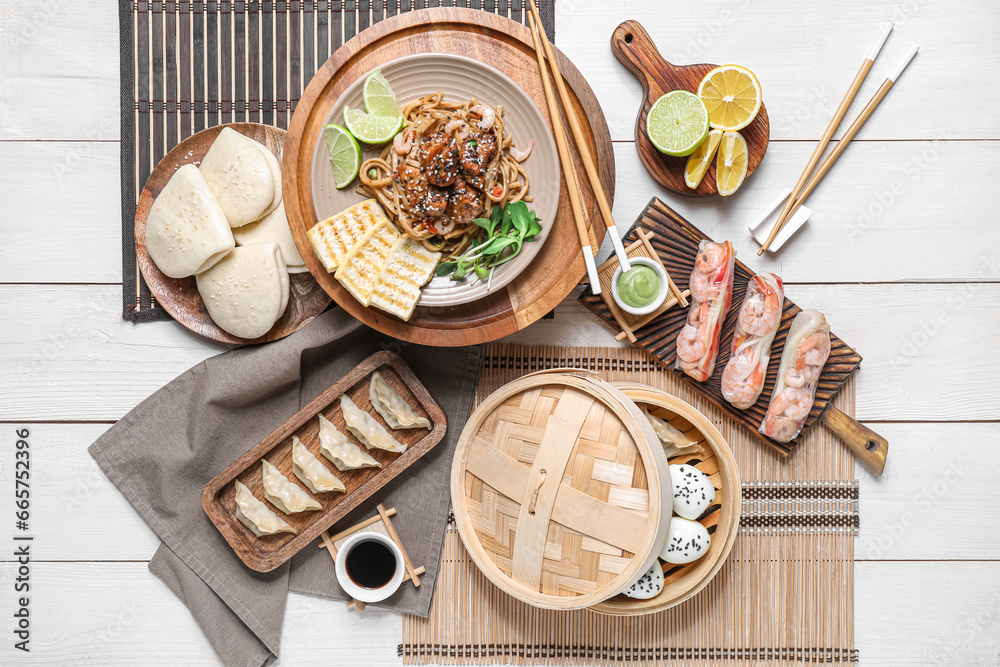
611,20,769,197
283,8,615,347
590,383,742,616
135,123,331,345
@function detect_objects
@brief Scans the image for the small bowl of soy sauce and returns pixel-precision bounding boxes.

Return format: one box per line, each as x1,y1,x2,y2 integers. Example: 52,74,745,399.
335,532,405,603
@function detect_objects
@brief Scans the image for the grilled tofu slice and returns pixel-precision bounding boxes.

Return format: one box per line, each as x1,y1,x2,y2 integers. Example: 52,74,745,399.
369,239,441,321
306,199,387,272
334,220,400,306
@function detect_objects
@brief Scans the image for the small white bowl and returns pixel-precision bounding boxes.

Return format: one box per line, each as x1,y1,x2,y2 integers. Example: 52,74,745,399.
610,257,669,316
334,531,406,603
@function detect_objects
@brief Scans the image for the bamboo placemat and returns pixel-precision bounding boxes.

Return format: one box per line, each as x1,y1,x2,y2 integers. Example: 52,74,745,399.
401,345,859,665
119,0,555,322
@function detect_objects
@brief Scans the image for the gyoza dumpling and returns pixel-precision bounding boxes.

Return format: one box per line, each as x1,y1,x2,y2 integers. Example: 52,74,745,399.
340,394,406,453
317,414,381,471
291,436,346,494
233,480,295,536
261,460,321,514
644,409,700,459
369,372,431,430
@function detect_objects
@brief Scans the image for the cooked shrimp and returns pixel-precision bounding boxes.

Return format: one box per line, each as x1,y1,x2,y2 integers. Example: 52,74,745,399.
676,324,706,363
393,131,413,156
445,119,472,140
738,277,781,336
785,332,831,387
510,139,533,162
695,242,728,273
470,104,496,130
769,387,812,421
764,386,813,439
722,353,764,408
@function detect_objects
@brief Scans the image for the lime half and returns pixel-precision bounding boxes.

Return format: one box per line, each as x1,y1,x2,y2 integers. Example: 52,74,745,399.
363,70,402,118
323,124,362,189
646,90,710,157
343,105,404,145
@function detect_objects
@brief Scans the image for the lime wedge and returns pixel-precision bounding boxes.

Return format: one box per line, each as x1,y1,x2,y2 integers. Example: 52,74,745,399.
646,90,710,157
363,70,402,118
323,124,361,189
343,105,404,145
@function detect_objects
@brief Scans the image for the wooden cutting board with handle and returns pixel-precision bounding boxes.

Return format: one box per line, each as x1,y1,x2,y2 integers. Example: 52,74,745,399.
610,20,770,197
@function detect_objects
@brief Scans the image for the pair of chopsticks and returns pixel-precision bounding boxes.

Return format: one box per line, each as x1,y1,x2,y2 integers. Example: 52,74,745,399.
525,0,638,297
758,24,919,255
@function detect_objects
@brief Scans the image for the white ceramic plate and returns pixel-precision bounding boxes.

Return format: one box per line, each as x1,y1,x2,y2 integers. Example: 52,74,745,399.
310,53,560,308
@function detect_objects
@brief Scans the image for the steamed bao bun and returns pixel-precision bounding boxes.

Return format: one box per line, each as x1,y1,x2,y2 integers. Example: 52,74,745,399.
199,127,276,228
196,242,289,339
145,164,235,279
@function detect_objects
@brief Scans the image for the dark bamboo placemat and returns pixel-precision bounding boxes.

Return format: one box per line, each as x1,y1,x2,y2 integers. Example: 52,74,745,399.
119,0,555,322
401,345,859,665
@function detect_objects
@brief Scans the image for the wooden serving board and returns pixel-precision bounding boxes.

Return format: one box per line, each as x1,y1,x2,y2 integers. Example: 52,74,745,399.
579,199,888,473
135,123,331,344
201,351,447,572
283,8,614,347
610,20,769,197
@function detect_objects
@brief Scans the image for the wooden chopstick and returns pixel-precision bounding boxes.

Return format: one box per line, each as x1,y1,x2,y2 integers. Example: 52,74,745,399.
758,22,894,255
526,0,633,272
784,46,919,215
525,9,603,292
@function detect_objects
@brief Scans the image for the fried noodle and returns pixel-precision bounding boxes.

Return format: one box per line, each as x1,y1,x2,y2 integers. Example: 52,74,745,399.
358,93,531,259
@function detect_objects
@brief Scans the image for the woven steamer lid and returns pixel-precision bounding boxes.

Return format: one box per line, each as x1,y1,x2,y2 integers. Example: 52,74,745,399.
450,371,671,610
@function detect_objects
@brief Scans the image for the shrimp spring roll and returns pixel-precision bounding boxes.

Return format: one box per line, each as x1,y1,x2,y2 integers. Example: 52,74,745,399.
675,240,736,382
759,309,832,443
721,273,784,409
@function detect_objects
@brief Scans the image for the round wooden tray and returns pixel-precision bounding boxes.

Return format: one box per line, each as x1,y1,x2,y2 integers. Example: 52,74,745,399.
589,382,742,616
611,20,769,197
135,123,331,344
283,8,615,347
450,372,671,611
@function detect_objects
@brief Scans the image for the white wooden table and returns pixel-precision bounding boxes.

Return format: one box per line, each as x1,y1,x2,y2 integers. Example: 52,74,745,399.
1,1,998,664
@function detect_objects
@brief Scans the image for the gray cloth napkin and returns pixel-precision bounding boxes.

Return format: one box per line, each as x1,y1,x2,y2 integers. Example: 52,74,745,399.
89,309,483,667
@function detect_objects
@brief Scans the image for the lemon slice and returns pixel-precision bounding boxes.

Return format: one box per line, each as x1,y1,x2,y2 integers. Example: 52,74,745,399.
697,65,762,131
716,131,748,196
684,129,723,189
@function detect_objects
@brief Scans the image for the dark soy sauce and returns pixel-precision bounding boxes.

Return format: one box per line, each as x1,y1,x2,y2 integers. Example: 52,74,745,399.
345,539,397,589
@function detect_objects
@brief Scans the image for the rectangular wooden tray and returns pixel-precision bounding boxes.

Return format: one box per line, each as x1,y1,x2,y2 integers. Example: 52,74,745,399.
201,351,447,572
579,198,863,456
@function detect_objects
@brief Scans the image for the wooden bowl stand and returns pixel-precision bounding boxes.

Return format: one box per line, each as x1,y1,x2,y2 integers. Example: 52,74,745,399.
318,504,425,611
595,229,690,343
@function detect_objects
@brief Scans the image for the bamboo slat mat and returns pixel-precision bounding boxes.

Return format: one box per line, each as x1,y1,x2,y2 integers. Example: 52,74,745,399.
401,345,859,665
119,0,555,322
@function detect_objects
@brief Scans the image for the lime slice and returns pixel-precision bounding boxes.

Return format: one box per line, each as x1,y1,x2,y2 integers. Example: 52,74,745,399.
343,105,404,145
363,70,402,118
323,124,361,189
646,90,710,157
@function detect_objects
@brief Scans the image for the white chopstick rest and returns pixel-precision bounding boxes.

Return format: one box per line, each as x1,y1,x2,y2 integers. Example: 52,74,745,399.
866,22,894,62
888,45,919,82
609,230,632,272
583,246,602,294
748,188,812,252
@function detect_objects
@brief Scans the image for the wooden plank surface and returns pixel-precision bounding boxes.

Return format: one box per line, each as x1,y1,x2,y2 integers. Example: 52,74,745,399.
1,0,997,663
4,141,1000,284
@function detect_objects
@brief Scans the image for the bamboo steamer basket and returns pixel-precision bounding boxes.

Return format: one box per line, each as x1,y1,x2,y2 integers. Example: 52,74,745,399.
450,371,671,610
589,382,741,615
